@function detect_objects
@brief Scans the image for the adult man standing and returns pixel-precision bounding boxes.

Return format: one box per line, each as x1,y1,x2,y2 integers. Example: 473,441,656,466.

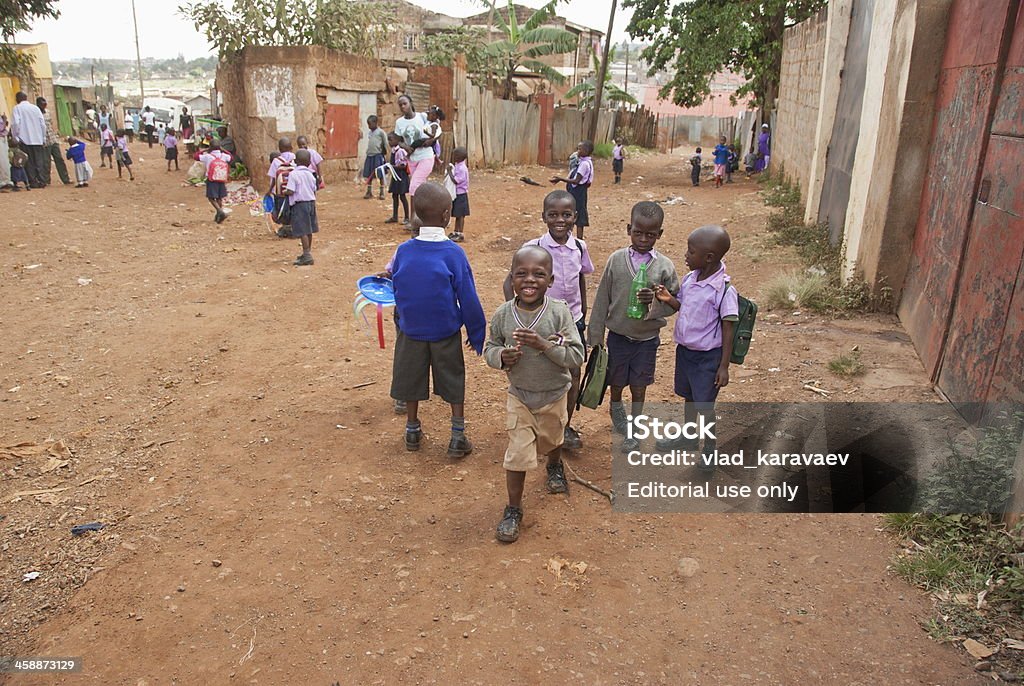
142,106,156,148
37,96,71,185
11,91,48,188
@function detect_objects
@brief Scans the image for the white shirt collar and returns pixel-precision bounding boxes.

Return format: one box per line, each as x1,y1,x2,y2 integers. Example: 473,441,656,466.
415,226,449,242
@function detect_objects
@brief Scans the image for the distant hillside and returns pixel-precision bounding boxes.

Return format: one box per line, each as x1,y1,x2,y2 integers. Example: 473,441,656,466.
52,56,217,82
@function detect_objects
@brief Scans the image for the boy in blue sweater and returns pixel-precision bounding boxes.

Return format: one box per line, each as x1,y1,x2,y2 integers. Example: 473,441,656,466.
65,137,91,187
390,182,487,458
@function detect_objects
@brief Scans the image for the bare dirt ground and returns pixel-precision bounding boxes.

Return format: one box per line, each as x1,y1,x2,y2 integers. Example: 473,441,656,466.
0,148,987,685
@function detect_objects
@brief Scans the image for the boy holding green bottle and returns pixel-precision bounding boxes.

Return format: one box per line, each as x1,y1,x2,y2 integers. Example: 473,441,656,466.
587,201,680,451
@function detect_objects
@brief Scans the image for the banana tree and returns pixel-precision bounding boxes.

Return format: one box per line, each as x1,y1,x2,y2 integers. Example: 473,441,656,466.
481,0,578,100
565,46,637,108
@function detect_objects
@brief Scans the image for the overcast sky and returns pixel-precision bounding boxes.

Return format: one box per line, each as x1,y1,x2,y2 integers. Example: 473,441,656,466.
16,0,634,61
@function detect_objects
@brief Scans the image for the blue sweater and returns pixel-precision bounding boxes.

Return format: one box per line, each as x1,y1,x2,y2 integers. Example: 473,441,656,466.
66,142,87,164
391,239,487,353
713,144,729,165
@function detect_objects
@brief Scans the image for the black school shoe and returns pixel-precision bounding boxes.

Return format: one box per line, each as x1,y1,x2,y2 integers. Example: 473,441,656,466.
610,404,628,435
563,426,582,451
405,427,422,451
294,254,314,266
447,433,473,458
546,461,568,494
495,506,523,543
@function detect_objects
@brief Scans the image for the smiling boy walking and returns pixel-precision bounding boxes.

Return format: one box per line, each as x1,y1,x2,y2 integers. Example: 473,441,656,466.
487,245,585,543
504,190,594,451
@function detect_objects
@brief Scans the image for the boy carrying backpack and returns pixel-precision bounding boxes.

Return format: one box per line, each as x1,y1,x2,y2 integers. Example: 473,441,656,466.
200,141,233,224
654,224,756,469
268,139,297,237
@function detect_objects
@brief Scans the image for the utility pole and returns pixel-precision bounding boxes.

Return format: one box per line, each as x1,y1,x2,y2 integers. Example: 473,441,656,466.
131,0,145,102
624,42,629,104
586,0,617,142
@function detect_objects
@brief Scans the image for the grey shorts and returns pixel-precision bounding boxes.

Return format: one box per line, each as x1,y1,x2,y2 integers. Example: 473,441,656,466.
390,329,465,404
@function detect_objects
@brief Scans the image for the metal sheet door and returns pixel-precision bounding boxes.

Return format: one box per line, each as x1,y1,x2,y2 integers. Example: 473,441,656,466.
324,104,359,159
935,4,1024,420
936,136,1024,419
817,0,874,245
897,0,1018,378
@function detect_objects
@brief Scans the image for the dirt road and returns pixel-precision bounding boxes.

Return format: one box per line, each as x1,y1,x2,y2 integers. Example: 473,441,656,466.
0,150,983,684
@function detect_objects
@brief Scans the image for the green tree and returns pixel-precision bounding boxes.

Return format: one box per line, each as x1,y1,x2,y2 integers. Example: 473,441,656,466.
1,0,60,85
178,0,392,58
421,26,500,86
564,46,636,108
624,0,825,109
479,0,578,100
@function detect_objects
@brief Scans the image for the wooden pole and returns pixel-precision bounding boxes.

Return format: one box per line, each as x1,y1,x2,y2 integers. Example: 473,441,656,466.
586,0,617,143
131,0,145,102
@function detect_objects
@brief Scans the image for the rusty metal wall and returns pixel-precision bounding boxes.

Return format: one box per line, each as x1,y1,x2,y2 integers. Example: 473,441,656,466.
984,3,1024,415
899,0,1019,379
323,104,360,158
898,0,1023,422
817,0,874,245
933,1,1024,420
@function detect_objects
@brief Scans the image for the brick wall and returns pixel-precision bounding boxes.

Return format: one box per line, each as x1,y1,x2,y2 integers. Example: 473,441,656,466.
774,6,828,201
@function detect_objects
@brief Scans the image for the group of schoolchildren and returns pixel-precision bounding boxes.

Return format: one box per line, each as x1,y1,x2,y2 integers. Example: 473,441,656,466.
257,97,474,266
60,120,195,189
690,136,740,188
379,137,739,543
261,135,324,265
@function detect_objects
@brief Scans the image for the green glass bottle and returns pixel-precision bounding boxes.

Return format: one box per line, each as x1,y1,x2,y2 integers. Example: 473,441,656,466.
627,261,649,319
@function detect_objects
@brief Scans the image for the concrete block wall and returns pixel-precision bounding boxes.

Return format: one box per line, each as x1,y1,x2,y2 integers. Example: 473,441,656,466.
843,0,952,288
217,46,385,193
773,0,952,304
774,7,829,199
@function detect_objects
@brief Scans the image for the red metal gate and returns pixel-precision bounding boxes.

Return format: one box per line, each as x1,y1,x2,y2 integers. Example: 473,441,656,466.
899,0,1023,422
324,104,360,159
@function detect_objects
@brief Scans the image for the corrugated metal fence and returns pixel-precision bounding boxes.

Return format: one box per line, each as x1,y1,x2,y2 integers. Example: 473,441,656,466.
448,59,659,168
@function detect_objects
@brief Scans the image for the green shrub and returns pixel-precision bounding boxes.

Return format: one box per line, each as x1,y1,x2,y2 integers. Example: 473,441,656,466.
918,412,1023,514
592,142,614,159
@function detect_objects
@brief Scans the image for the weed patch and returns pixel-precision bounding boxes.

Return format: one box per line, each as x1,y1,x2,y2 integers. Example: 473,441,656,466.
760,175,892,313
885,512,1024,677
827,351,865,377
